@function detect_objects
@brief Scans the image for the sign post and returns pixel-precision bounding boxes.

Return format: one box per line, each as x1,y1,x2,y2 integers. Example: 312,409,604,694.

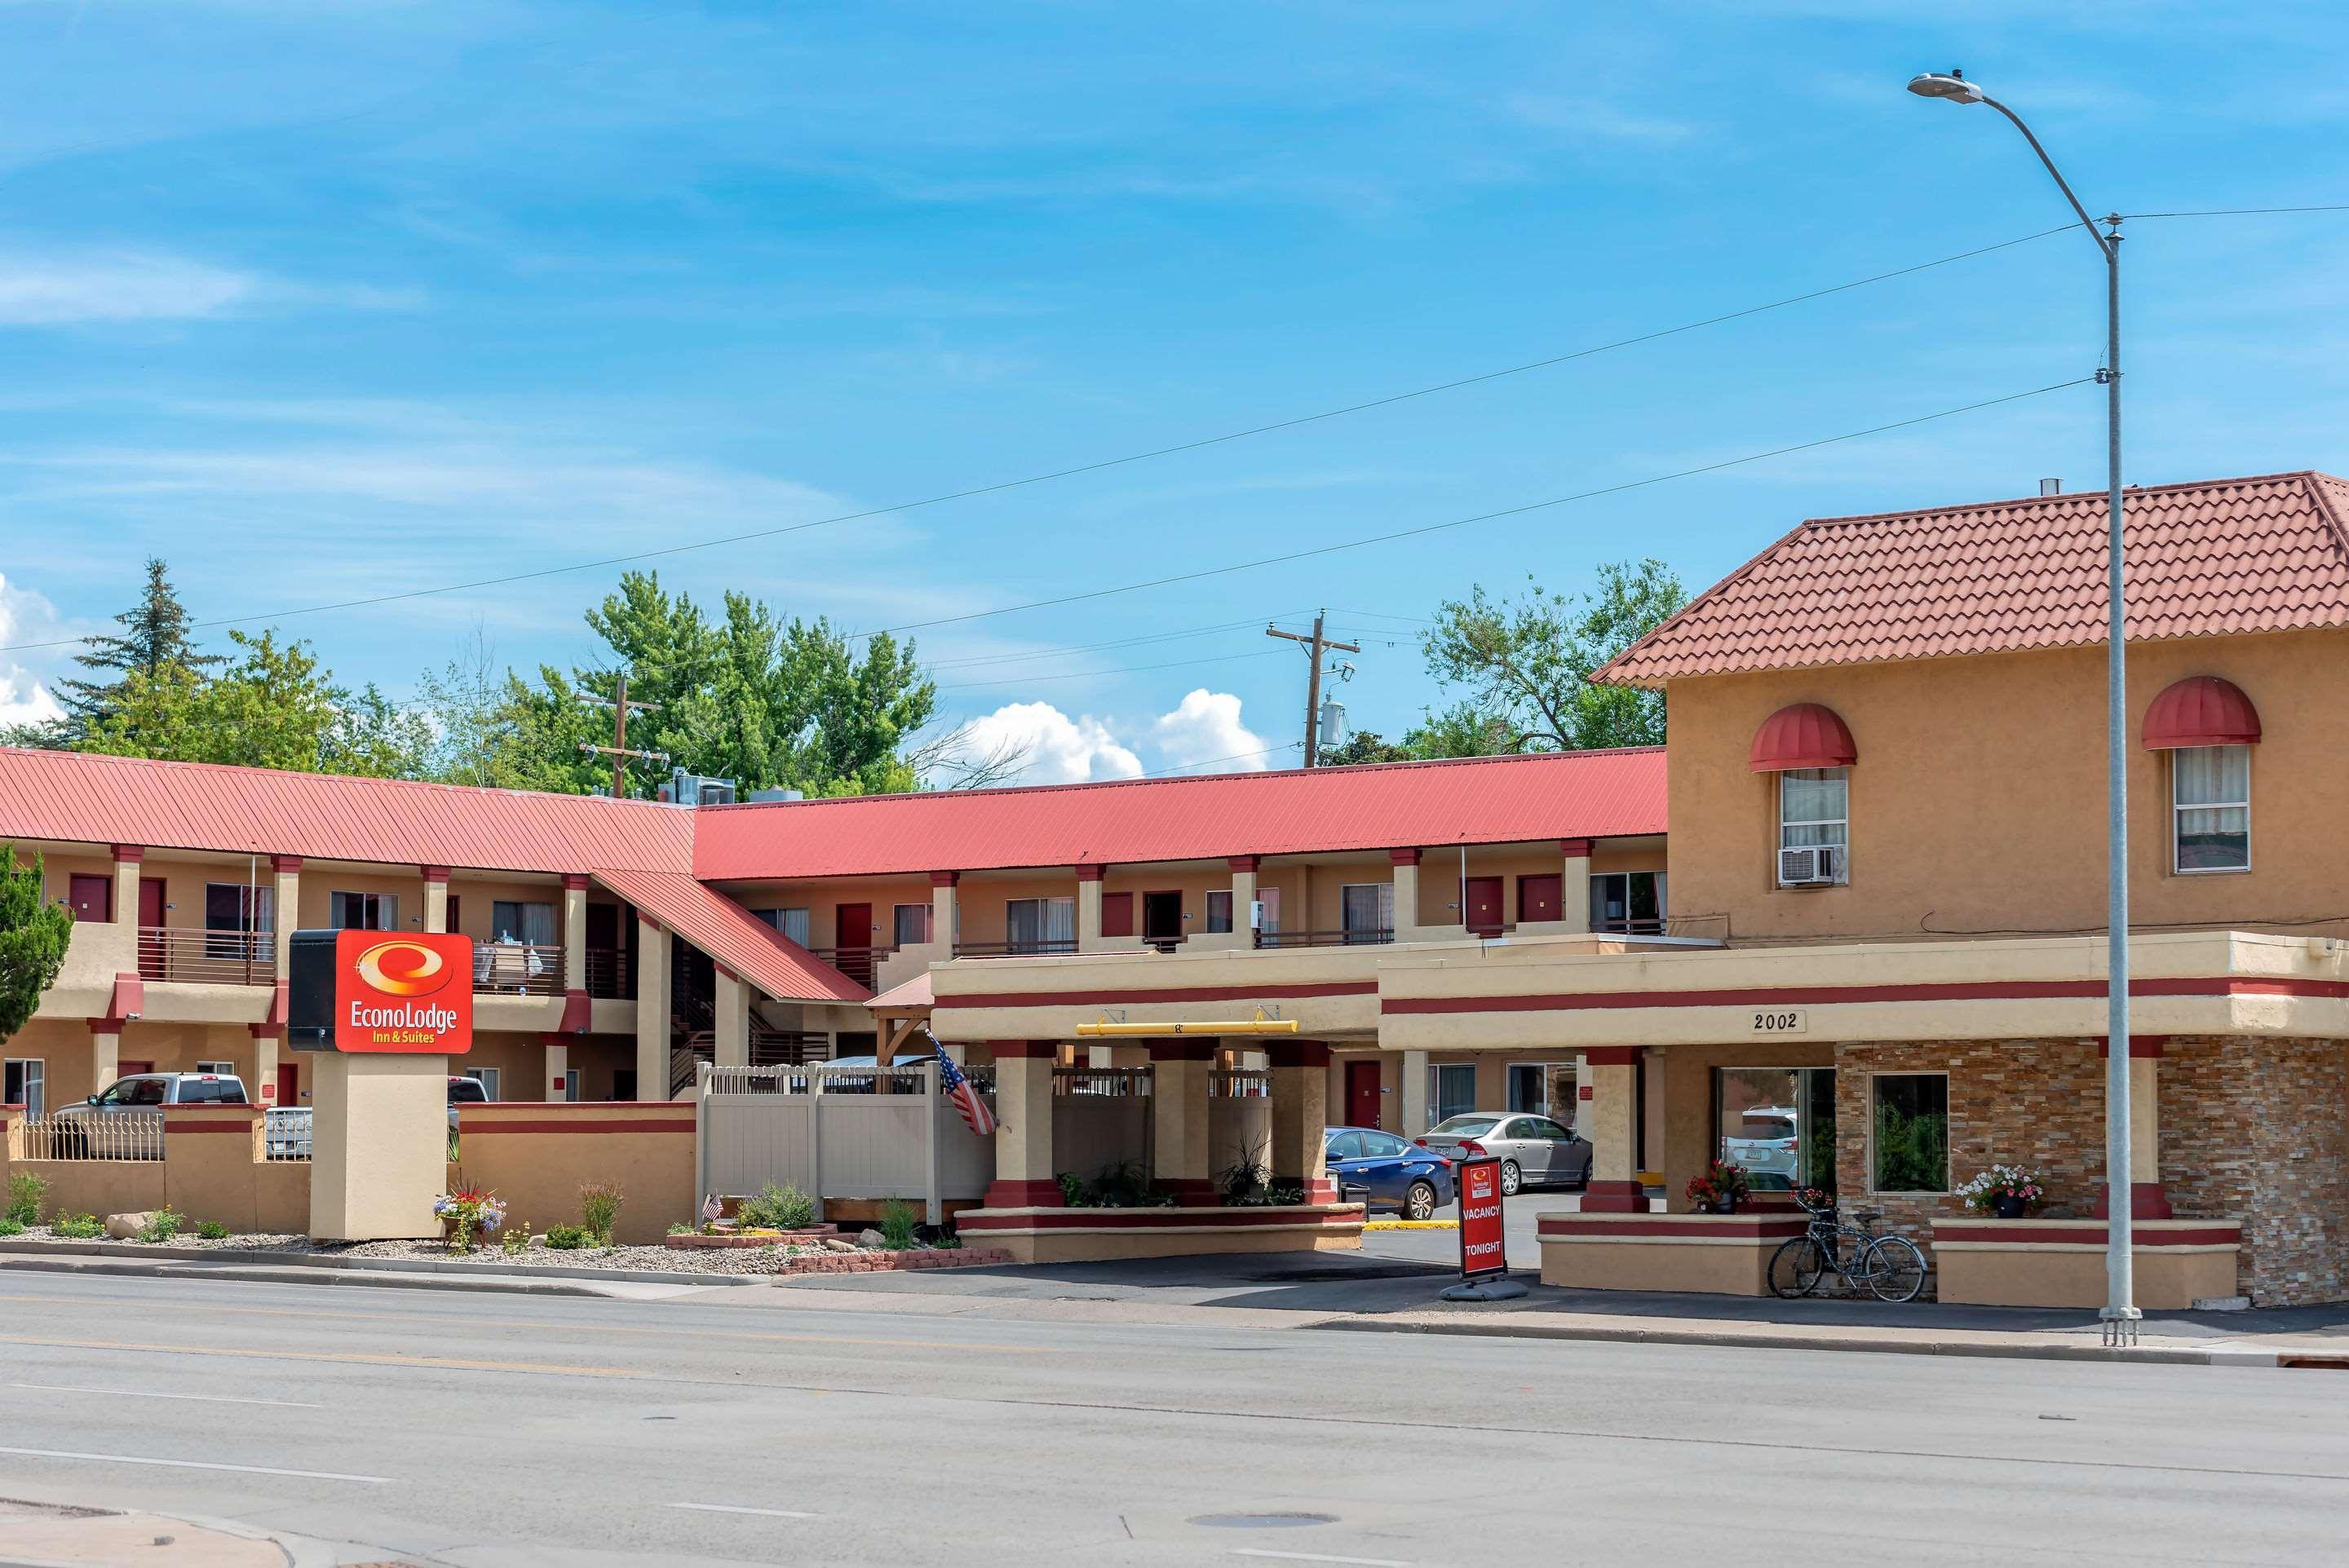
1441,1154,1528,1301
290,930,474,1241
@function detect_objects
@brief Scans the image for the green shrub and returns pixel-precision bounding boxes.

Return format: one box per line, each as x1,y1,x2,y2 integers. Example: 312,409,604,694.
0,1217,23,1237
502,1223,530,1256
878,1199,918,1251
196,1220,229,1241
578,1181,624,1245
1055,1161,1178,1210
543,1224,591,1250
7,1170,46,1226
139,1207,184,1243
738,1182,816,1231
55,1212,103,1239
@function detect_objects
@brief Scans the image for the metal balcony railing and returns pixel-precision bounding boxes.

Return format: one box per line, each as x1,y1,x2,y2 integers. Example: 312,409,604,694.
805,944,880,987
136,926,276,986
1251,927,1394,950
585,947,634,1000
471,941,564,996
951,939,1080,959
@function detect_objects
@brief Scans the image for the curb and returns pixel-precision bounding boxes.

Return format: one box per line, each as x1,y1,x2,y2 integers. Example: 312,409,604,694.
0,1240,765,1292
0,1255,632,1298
1307,1313,2285,1367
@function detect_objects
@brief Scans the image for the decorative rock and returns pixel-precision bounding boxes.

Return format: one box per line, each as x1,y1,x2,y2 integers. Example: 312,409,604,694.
104,1212,155,1240
821,1236,859,1252
856,1228,886,1248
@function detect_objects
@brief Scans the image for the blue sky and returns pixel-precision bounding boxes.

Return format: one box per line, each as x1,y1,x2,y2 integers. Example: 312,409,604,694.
2,2,2345,781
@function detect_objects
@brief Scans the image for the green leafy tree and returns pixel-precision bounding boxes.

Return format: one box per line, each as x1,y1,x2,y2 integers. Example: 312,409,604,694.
1420,559,1687,752
51,559,221,743
0,846,73,1041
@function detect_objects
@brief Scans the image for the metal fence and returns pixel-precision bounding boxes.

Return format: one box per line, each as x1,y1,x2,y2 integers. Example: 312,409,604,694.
472,941,564,996
1053,1065,1152,1098
1208,1072,1272,1183
697,1062,997,1226
20,1111,165,1160
263,1107,312,1161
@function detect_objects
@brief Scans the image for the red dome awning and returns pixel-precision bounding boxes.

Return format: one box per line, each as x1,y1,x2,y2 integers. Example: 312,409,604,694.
2143,676,2261,750
1749,703,1857,772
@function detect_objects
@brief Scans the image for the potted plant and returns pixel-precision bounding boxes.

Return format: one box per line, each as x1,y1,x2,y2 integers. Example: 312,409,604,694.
434,1182,507,1253
1956,1164,2046,1220
1684,1159,1751,1215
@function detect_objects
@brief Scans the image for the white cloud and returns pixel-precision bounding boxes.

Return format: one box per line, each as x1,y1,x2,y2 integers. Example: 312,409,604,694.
0,573,69,731
1152,688,1273,773
0,253,417,325
959,701,1143,785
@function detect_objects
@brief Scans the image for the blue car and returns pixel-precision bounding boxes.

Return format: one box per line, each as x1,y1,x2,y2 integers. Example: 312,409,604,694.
1325,1125,1456,1220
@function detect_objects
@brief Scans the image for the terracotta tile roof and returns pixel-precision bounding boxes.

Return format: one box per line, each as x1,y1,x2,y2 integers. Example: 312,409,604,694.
1596,471,2349,687
0,746,693,875
692,749,1666,881
591,867,870,1003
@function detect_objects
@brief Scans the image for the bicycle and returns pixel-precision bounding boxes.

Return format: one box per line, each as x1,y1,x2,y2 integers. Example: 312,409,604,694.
1767,1190,1927,1302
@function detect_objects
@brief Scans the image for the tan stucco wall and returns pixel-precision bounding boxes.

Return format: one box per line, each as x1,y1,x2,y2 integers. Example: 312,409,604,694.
454,1102,696,1243
719,877,939,949
1664,628,2349,943
1934,1240,2240,1310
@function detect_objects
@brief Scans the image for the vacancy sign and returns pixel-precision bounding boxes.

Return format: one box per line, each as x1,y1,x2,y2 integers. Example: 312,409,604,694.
1457,1155,1507,1281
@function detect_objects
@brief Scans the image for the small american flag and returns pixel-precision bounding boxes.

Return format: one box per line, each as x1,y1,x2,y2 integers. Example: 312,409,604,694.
936,1047,997,1137
701,1192,723,1224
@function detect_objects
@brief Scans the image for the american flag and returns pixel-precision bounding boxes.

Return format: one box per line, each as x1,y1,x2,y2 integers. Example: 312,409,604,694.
936,1046,997,1137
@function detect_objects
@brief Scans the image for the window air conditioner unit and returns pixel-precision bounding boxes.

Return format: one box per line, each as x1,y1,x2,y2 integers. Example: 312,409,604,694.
1778,846,1842,887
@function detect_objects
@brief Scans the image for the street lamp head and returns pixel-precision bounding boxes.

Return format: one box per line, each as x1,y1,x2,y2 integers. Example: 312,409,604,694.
1907,70,1985,104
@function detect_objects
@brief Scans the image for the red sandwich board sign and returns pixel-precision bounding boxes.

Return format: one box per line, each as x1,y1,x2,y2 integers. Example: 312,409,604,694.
1457,1155,1507,1281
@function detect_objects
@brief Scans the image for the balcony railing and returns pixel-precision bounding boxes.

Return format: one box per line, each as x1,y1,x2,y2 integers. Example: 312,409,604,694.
586,947,634,1000
136,926,275,986
1593,917,1667,937
952,939,1080,959
1251,927,1393,950
806,944,880,987
472,941,564,996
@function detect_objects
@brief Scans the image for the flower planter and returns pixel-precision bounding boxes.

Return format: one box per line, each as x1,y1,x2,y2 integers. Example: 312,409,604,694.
1993,1194,2029,1221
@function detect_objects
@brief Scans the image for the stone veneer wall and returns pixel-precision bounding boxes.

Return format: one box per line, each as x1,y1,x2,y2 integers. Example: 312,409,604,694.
1831,1036,2349,1307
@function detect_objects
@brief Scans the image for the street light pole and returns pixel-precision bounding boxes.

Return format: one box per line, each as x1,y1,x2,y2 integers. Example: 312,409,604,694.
1908,69,2138,1346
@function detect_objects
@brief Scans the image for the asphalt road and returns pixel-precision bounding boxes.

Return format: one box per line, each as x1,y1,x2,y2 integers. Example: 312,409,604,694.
2,1270,2344,1566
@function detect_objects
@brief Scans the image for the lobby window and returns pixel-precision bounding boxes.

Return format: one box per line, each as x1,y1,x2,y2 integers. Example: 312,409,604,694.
2173,744,2250,873
1778,768,1850,886
1869,1073,1949,1194
330,890,398,930
1715,1067,1836,1193
1427,1062,1478,1129
1590,871,1666,934
1205,890,1233,934
893,903,933,947
4,1058,43,1119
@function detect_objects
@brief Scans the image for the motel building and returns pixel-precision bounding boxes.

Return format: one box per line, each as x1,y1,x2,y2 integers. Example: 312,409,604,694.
4,469,2347,1307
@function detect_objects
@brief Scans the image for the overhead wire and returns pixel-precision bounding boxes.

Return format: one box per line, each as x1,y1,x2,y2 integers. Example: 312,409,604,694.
0,222,2079,656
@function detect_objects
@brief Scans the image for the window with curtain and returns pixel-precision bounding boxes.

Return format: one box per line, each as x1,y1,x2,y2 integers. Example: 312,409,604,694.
1778,767,1850,881
1006,897,1076,951
1205,890,1233,933
4,1058,43,1119
2173,744,2249,872
205,882,275,959
491,899,558,946
1340,882,1395,943
1428,1062,1477,1128
330,890,397,930
1588,872,1666,934
894,903,932,946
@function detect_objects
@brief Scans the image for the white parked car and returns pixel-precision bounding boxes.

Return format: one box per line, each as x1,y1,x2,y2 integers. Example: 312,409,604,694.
49,1072,246,1159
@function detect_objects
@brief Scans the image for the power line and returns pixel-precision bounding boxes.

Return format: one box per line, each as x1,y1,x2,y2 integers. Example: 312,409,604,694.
0,223,2076,657
2120,204,2349,219
1135,742,1303,779
861,378,2095,637
925,612,1303,670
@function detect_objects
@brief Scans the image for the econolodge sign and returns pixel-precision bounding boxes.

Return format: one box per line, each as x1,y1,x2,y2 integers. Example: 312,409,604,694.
1457,1155,1506,1281
288,929,474,1055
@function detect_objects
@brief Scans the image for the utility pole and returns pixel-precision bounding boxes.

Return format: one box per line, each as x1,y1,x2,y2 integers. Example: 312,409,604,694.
1265,612,1359,768
577,670,666,798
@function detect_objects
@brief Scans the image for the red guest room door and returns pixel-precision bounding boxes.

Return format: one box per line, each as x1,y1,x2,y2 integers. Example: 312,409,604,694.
1464,877,1505,937
1346,1060,1382,1129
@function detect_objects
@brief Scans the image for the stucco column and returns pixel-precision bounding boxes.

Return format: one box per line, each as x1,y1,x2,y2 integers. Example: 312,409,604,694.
634,915,670,1102
259,855,301,1105
1074,864,1106,953
982,1041,1063,1207
2099,1037,2174,1219
1581,1046,1645,1212
109,844,142,925
1387,847,1422,940
421,866,450,934
560,875,589,992
88,1019,121,1097
1559,837,1594,935
931,871,958,952
1148,1040,1215,1202
542,1036,568,1102
1400,1049,1430,1135
1228,856,1259,947
714,965,751,1068
1268,1039,1336,1202
272,857,301,981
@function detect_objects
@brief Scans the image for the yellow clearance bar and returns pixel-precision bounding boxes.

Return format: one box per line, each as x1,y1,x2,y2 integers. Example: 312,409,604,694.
1076,1008,1298,1037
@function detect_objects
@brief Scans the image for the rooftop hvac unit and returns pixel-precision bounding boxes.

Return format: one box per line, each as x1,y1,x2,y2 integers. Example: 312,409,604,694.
745,787,804,803
1777,845,1842,887
657,768,737,806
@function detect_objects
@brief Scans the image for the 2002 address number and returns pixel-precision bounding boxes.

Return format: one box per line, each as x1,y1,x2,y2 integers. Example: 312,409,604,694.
1750,1009,1807,1034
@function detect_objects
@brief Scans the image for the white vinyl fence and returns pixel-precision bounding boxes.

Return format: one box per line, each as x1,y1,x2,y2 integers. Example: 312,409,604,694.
1208,1068,1272,1187
696,1062,997,1226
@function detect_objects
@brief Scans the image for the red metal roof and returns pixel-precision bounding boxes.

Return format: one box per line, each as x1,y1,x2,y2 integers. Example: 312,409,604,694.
2143,676,2263,750
692,749,1667,881
0,746,693,875
1748,704,1857,773
589,867,871,1004
1598,471,2349,687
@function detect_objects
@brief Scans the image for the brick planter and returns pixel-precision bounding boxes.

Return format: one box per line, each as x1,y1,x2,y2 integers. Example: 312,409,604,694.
666,1230,831,1250
770,1247,1013,1274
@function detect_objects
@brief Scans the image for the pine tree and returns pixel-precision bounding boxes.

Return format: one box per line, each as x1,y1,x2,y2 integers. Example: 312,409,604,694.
54,558,219,737
0,845,73,1041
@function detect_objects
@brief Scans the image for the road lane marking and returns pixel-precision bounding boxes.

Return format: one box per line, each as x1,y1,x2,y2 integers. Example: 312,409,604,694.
1231,1553,1414,1567
672,1503,823,1519
0,1292,1057,1356
0,1333,640,1380
0,1446,387,1483
7,1381,324,1409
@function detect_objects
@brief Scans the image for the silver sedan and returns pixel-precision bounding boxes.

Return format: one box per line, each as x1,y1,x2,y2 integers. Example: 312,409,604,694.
1415,1112,1593,1197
